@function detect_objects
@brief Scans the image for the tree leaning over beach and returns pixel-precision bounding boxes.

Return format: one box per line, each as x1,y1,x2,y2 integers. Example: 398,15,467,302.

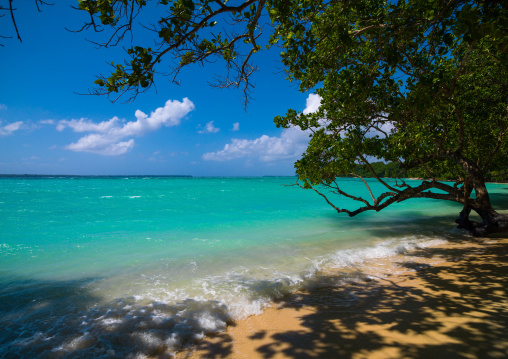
6,0,507,236
270,0,508,236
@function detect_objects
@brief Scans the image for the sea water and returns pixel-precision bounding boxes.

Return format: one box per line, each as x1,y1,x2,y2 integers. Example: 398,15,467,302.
1,176,506,358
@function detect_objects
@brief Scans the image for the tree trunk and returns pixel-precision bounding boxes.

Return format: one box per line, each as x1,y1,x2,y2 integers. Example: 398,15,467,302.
453,165,508,236
455,205,508,237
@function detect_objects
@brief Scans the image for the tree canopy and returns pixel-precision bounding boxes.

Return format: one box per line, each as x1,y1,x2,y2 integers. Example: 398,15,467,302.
271,0,508,236
5,0,508,235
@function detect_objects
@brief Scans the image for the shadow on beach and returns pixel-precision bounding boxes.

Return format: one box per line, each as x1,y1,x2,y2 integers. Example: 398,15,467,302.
184,239,508,359
0,277,102,357
3,241,506,358
0,277,233,358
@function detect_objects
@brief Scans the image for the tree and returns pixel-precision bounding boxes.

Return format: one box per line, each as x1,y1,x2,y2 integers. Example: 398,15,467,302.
271,0,508,236
6,0,508,236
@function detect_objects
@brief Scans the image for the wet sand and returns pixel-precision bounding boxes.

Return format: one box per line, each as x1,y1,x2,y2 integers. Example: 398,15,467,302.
178,237,508,359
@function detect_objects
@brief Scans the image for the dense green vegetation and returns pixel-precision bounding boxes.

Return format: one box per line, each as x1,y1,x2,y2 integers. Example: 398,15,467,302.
356,162,508,182
354,162,402,179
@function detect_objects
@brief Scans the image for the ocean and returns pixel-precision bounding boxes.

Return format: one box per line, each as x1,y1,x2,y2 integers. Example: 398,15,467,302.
1,176,505,358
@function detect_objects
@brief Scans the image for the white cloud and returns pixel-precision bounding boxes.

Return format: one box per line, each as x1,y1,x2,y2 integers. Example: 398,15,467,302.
58,98,195,156
57,116,121,132
231,122,240,131
202,126,311,162
0,104,7,110
202,94,322,163
66,136,136,156
40,119,55,125
0,121,23,136
302,94,321,115
198,121,220,134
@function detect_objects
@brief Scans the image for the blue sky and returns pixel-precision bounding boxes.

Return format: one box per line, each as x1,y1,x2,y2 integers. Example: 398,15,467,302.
0,2,319,176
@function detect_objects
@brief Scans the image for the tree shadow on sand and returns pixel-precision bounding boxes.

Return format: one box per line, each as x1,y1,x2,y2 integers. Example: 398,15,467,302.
187,239,508,359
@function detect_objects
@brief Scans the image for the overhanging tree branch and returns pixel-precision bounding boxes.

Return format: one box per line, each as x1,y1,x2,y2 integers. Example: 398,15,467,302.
79,0,267,105
8,0,22,42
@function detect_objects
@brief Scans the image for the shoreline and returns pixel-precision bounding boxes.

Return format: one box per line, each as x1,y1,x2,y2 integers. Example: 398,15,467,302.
178,237,508,358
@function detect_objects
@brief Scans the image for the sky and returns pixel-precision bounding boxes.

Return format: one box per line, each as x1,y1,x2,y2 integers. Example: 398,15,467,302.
0,2,319,176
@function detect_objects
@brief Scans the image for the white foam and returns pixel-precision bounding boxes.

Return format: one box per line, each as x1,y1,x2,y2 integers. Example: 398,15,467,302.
327,236,448,270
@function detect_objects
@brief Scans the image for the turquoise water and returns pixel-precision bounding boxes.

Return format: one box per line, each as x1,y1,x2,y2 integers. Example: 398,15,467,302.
1,176,506,358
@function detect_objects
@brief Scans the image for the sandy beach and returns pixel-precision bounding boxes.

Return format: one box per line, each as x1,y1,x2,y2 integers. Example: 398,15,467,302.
178,237,508,359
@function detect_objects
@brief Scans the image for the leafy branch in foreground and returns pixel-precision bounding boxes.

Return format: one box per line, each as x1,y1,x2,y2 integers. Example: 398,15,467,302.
77,0,269,105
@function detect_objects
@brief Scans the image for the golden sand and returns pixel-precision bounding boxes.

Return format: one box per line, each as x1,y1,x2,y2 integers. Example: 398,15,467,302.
178,237,508,359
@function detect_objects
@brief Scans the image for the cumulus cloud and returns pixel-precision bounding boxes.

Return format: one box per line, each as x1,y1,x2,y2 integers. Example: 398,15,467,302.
302,94,322,115
202,94,322,162
198,121,220,134
58,98,195,156
66,135,135,156
231,122,240,131
202,127,311,162
40,119,55,125
0,121,23,136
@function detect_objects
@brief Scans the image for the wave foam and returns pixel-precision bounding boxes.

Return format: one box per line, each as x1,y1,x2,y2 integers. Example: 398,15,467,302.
328,236,448,269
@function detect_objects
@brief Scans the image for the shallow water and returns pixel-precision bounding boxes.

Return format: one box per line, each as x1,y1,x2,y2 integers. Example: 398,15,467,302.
1,176,506,358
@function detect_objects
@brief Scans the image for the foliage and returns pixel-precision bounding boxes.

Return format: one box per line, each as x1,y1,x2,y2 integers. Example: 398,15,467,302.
270,0,508,233
354,162,403,179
